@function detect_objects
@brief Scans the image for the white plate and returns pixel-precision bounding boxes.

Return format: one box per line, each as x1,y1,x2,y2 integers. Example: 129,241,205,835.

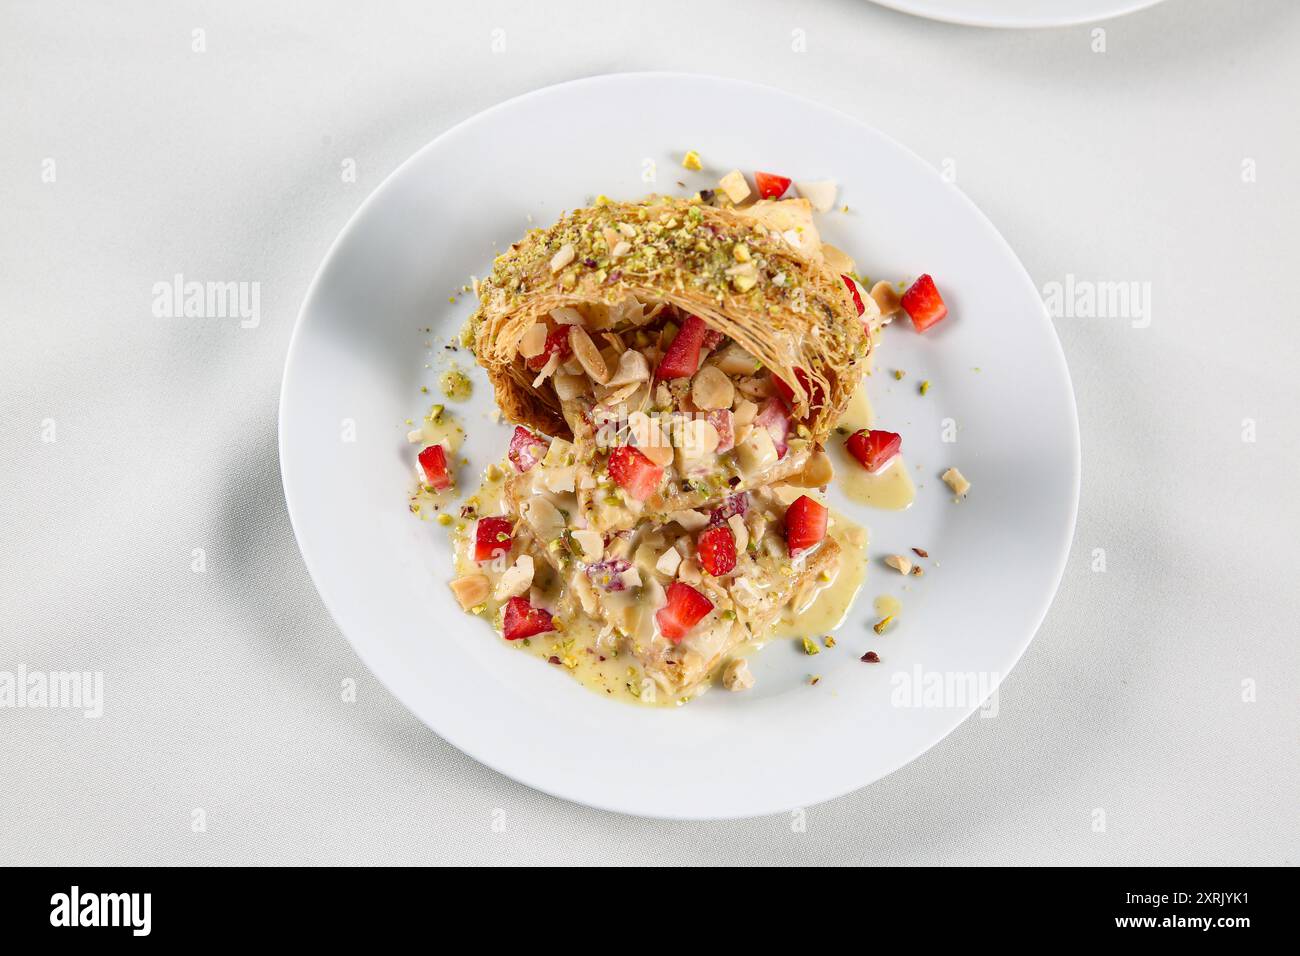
869,0,1166,28
279,73,1079,820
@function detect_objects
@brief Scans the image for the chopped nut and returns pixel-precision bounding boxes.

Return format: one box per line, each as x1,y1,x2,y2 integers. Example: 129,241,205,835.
861,651,881,663
655,547,682,577
568,324,609,384
690,364,734,410
942,467,971,497
787,448,834,488
794,179,837,212
726,513,749,555
801,636,820,656
910,565,924,576
570,529,604,563
549,243,575,273
722,658,755,692
919,380,931,396
912,547,929,558
606,348,650,386
518,322,547,359
681,150,703,171
449,574,490,611
873,615,894,635
493,554,535,601
718,169,751,204
553,371,589,401
823,635,836,649
870,280,902,316
884,554,913,575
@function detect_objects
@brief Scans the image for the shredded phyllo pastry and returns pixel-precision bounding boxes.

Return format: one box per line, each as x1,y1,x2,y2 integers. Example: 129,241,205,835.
409,174,954,704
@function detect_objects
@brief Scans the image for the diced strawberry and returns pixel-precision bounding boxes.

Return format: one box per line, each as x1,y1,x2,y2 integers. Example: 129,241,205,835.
707,408,734,453
754,171,792,200
784,494,828,558
502,596,554,641
901,274,948,332
525,325,573,370
701,328,725,351
418,444,453,490
656,315,709,379
655,582,714,643
607,445,664,501
755,396,791,458
696,526,737,577
772,368,826,414
507,426,549,473
845,429,902,474
842,274,865,317
474,516,514,562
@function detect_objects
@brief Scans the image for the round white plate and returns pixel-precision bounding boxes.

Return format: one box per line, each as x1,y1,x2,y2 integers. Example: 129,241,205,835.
280,73,1079,819
869,0,1166,28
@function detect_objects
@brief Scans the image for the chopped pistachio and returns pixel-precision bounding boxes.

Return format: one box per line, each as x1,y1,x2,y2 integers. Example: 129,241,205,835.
801,636,820,656
681,150,703,171
823,635,836,648
873,615,894,635
919,380,931,396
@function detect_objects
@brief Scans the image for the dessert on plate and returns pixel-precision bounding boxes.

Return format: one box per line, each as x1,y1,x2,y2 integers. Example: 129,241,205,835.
409,169,952,704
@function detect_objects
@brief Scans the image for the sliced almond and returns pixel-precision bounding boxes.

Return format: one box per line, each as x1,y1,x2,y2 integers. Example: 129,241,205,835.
871,280,902,316
787,448,834,488
449,574,490,611
494,555,535,601
667,509,710,532
549,244,575,273
727,514,749,555
656,547,682,577
549,306,584,325
531,352,559,388
554,372,590,401
884,554,913,575
733,398,758,426
611,240,632,259
691,365,735,411
822,242,856,276
568,324,609,384
722,658,755,692
570,529,604,563
606,348,650,386
518,322,548,359
794,179,837,213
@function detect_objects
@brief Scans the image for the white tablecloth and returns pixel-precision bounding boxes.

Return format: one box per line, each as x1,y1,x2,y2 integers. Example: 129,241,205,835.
3,0,1297,865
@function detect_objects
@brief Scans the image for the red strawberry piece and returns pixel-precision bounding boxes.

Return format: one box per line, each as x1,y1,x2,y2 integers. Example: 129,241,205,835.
772,368,826,413
708,492,749,527
474,516,514,562
507,426,549,473
656,315,709,379
525,325,573,370
707,408,735,453
754,396,791,458
655,582,714,643
701,328,725,350
900,274,948,332
502,596,554,641
418,444,453,490
845,429,902,474
754,171,792,200
784,494,828,558
696,525,737,577
842,274,865,317
607,445,664,501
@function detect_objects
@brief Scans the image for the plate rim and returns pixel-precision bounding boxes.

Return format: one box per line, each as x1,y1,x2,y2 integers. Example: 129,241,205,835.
867,0,1166,28
278,71,1082,820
